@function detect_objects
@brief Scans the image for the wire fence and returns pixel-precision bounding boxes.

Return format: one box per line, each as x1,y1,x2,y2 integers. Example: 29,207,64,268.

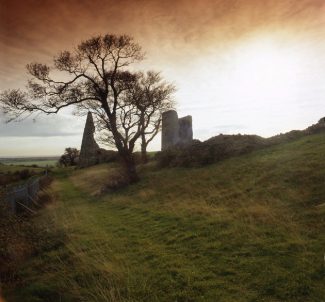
2,176,47,214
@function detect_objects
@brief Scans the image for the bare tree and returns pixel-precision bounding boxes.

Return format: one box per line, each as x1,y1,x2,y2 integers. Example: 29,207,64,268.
80,71,175,164
0,34,147,182
128,71,175,163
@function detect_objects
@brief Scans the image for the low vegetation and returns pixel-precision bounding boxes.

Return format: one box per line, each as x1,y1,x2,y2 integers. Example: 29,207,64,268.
0,177,54,298
156,134,268,167
156,117,325,168
0,166,47,189
2,133,325,301
58,148,80,167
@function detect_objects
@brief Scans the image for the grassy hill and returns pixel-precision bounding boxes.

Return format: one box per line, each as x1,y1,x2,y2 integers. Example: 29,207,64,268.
3,133,325,302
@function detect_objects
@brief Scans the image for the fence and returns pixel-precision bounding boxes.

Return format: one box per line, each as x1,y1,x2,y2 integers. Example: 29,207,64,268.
2,176,47,214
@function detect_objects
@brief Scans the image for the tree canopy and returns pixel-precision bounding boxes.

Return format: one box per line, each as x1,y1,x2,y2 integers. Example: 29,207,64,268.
0,34,176,182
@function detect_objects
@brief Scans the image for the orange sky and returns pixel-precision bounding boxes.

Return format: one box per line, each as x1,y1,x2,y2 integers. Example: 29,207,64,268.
1,0,324,89
0,0,325,155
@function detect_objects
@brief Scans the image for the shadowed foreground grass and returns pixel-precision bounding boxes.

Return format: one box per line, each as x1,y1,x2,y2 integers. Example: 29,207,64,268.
4,133,325,302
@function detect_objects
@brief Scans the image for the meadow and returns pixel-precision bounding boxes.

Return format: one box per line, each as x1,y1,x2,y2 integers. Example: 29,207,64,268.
2,133,325,302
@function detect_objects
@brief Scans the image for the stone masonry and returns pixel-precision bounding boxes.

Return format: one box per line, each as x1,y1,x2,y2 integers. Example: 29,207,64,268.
161,110,193,150
79,112,100,167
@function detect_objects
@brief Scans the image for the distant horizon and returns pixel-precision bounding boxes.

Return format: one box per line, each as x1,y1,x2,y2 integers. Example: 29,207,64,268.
0,155,60,159
1,114,324,158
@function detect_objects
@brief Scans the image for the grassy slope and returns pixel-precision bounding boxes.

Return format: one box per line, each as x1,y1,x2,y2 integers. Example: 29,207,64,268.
5,133,325,302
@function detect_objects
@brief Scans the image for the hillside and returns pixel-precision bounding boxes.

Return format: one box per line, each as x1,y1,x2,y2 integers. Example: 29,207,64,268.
3,133,325,302
155,117,325,168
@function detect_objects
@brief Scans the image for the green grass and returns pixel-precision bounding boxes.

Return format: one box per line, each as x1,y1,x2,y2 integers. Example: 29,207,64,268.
3,133,325,302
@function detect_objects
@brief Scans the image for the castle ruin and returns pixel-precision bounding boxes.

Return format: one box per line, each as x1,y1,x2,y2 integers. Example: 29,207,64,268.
78,112,117,167
161,110,193,150
79,110,193,165
79,112,101,167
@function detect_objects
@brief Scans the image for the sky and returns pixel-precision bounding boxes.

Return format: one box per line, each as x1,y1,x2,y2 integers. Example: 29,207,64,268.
0,0,325,156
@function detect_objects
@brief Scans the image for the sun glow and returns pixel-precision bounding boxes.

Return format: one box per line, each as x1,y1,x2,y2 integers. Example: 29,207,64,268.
226,37,304,104
177,35,310,109
170,33,324,141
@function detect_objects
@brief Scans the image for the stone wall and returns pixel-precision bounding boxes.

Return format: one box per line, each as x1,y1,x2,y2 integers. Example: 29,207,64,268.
161,110,193,150
79,112,101,168
80,110,194,164
179,115,193,144
79,112,118,167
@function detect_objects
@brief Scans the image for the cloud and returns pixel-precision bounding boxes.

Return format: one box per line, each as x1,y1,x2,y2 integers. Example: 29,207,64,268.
0,0,324,155
1,0,324,90
0,112,84,137
214,124,247,132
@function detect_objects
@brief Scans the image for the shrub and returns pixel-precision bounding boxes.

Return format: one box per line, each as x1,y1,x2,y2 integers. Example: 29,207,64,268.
59,148,80,167
101,170,131,192
19,169,31,180
97,149,119,164
156,135,269,168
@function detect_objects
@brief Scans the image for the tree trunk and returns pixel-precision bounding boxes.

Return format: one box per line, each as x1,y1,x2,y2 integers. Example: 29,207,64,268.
121,151,139,183
107,115,139,183
141,133,148,164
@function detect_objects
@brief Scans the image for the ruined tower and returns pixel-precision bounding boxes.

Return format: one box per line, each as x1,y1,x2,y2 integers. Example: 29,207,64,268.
178,115,193,144
161,110,193,150
79,112,100,167
162,110,179,150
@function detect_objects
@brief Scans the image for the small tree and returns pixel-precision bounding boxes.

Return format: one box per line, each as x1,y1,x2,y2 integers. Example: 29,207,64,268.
0,34,150,183
128,71,175,163
93,71,175,163
59,147,80,167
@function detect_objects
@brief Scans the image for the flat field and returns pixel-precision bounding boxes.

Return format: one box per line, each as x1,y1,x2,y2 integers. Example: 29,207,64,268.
0,157,58,168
